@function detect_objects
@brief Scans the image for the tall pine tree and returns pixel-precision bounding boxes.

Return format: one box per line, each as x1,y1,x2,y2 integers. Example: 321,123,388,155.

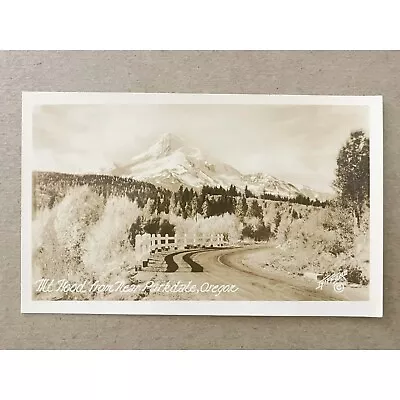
202,197,211,217
333,131,370,227
247,199,263,219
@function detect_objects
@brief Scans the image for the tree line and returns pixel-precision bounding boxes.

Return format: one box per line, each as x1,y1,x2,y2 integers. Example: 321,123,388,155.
34,171,328,221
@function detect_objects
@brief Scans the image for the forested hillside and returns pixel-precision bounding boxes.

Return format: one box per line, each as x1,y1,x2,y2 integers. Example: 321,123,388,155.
33,170,331,244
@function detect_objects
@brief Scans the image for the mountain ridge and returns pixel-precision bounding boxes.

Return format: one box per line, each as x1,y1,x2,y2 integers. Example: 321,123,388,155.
111,133,331,200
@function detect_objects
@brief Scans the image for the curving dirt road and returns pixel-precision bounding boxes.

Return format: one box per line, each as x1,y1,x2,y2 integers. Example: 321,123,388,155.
189,246,344,301
158,245,353,301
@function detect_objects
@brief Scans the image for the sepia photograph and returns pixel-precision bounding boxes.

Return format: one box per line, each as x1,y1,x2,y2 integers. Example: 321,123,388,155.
21,93,383,316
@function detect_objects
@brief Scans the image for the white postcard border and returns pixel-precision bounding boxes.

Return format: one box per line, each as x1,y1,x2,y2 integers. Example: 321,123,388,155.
21,92,383,317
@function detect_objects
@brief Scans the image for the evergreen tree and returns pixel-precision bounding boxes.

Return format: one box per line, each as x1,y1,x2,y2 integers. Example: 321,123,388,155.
228,184,238,197
242,196,248,216
274,212,282,234
254,222,272,241
142,198,155,220
219,195,227,215
235,196,248,219
235,197,244,219
244,185,256,198
333,131,370,227
161,195,170,214
183,201,191,219
154,195,161,215
226,195,235,214
202,197,211,217
175,199,182,216
169,192,182,216
182,187,190,209
247,199,263,219
191,194,198,218
143,217,160,234
159,219,175,236
128,216,143,246
169,193,177,215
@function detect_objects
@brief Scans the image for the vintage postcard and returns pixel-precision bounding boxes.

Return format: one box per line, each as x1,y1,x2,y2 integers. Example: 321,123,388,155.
21,93,383,316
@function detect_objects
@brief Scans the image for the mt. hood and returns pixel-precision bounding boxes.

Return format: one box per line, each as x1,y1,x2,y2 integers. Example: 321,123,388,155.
111,133,328,200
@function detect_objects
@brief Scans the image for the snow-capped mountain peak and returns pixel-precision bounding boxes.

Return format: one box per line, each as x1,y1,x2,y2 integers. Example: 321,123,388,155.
111,133,329,200
149,133,185,158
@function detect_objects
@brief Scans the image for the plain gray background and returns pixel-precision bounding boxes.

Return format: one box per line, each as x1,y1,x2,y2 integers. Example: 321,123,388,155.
0,51,396,349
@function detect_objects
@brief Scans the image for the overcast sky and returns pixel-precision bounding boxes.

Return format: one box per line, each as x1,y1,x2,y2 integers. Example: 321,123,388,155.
33,104,369,193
